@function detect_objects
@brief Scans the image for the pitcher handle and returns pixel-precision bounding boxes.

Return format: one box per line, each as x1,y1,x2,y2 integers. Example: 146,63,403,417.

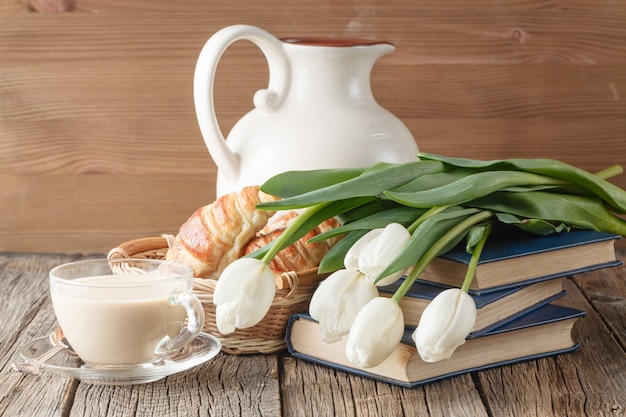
193,25,289,183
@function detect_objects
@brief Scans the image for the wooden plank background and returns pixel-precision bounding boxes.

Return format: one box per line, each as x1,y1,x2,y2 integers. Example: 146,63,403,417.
1,0,625,253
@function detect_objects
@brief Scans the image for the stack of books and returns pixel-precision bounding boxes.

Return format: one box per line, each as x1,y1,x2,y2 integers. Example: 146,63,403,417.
285,227,622,387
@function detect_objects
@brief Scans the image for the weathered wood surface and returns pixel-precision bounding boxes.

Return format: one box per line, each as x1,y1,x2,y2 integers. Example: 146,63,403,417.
0,241,624,416
1,0,626,253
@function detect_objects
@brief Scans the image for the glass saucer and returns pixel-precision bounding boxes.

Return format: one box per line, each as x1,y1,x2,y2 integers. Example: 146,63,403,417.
18,332,221,385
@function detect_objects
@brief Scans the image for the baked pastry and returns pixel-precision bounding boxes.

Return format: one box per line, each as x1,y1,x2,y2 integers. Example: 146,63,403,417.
243,211,341,275
166,186,279,279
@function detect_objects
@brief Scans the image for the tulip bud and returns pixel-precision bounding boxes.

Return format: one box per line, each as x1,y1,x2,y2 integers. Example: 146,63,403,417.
412,288,476,362
345,297,405,368
309,268,378,343
213,258,276,334
344,223,410,286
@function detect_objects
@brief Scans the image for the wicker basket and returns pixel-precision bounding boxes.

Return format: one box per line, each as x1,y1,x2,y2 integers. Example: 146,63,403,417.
107,235,327,355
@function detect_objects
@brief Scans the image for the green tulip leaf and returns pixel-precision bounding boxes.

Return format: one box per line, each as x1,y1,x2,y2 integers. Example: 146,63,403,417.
260,167,366,198
465,224,490,253
495,213,571,235
246,197,372,260
308,206,427,243
387,168,473,193
469,191,626,236
317,230,368,273
418,152,626,213
258,160,446,210
384,171,567,208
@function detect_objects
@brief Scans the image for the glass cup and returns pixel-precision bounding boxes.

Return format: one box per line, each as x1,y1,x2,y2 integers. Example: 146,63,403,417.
49,258,205,368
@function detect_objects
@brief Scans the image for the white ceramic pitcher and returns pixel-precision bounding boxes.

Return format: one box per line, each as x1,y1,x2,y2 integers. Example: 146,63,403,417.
194,25,419,197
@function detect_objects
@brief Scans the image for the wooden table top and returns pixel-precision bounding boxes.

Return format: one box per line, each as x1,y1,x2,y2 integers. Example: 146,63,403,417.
1,242,625,417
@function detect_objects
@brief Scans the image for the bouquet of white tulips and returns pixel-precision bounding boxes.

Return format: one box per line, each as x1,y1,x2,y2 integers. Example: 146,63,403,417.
213,153,626,367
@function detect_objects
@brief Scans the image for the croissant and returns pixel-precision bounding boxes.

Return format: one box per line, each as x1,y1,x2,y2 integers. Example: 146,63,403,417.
243,211,341,275
166,186,279,279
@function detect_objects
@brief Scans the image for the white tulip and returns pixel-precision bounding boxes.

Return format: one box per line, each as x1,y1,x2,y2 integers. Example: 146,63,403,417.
412,288,477,362
213,257,276,334
309,268,378,343
344,223,410,286
345,297,405,368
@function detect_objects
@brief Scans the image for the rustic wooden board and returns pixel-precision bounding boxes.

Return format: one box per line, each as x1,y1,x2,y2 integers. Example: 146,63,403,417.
68,353,281,417
0,173,213,253
477,249,626,417
0,253,78,417
2,0,626,253
572,240,626,349
280,354,489,417
0,242,625,415
4,0,626,14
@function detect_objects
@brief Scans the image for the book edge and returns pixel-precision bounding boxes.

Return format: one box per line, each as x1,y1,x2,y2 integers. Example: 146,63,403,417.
286,324,581,388
380,276,566,307
440,229,621,264
421,260,622,295
285,305,585,387
468,289,568,338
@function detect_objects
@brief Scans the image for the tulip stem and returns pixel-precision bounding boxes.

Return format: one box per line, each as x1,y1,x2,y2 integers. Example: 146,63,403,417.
406,205,451,234
594,165,623,180
261,203,332,264
460,222,492,293
391,210,494,303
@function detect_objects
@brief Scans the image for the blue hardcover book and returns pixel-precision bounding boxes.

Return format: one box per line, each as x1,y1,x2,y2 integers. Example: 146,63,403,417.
378,277,567,336
286,304,585,388
417,228,621,294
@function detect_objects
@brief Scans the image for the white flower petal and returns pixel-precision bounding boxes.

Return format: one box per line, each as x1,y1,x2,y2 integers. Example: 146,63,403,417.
412,288,477,362
213,258,276,334
345,297,404,368
344,228,383,271
358,223,411,285
309,269,377,343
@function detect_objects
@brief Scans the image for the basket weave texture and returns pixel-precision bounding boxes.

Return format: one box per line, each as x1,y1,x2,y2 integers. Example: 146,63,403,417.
108,236,326,355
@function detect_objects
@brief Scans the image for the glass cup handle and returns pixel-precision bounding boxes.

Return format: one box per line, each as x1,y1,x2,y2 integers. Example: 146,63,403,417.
156,290,206,354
